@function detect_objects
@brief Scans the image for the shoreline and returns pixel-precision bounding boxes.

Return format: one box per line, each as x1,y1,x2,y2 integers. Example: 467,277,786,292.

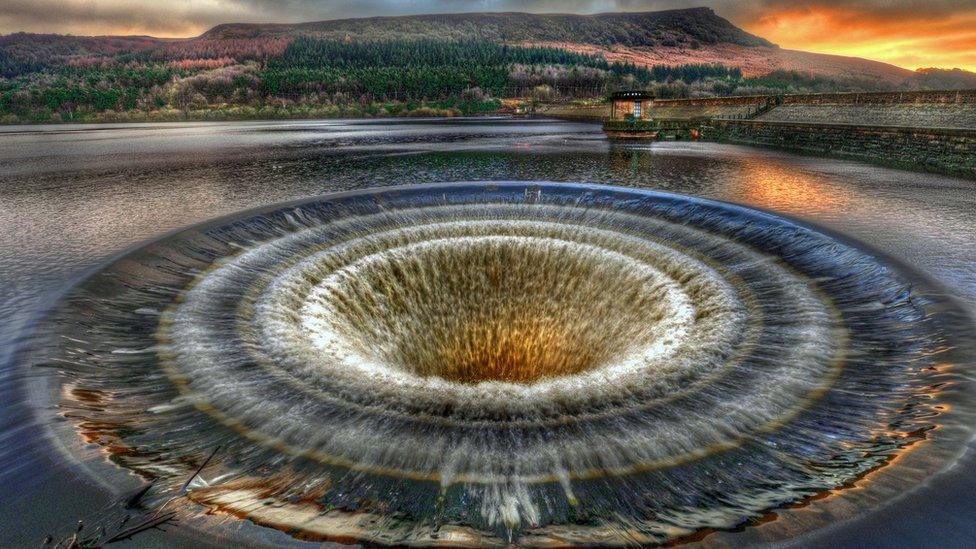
0,108,514,126
0,98,610,126
0,111,524,127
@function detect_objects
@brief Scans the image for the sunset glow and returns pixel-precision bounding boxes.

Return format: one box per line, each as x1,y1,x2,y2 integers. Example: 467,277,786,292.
1,1,974,72
743,6,976,71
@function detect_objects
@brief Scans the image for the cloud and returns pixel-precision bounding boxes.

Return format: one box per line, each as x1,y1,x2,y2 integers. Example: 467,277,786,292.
2,1,972,36
0,0,239,36
739,2,976,70
1,1,973,70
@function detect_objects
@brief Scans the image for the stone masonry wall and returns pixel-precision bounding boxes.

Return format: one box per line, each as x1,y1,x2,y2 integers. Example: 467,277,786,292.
703,120,976,179
651,95,770,120
655,89,976,129
651,104,760,120
756,104,976,129
781,90,976,105
655,90,976,108
653,96,771,107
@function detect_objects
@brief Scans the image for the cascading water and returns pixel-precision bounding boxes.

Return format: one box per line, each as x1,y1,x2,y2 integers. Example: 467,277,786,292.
26,182,976,546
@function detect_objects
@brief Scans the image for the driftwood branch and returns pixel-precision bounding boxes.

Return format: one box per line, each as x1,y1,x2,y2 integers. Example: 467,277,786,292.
104,512,177,544
180,445,221,494
124,480,156,509
46,446,221,547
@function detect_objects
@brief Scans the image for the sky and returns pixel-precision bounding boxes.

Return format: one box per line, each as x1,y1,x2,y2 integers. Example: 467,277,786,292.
1,1,974,71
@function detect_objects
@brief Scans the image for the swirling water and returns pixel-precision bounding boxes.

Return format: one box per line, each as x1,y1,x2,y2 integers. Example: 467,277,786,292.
1,118,976,547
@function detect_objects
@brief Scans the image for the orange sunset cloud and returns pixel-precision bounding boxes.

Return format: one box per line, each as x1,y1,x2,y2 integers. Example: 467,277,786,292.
743,5,976,71
1,1,974,72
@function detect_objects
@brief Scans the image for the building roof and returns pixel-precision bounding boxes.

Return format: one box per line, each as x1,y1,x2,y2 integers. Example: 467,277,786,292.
609,90,655,101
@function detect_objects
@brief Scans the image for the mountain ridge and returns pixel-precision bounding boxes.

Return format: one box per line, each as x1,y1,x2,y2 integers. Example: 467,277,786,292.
192,8,917,83
3,7,968,88
199,8,776,49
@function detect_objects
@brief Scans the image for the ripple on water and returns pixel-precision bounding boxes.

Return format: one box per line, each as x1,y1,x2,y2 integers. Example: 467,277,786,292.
28,182,976,546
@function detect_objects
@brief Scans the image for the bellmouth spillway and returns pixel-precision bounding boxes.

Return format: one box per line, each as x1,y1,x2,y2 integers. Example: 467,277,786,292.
26,182,976,546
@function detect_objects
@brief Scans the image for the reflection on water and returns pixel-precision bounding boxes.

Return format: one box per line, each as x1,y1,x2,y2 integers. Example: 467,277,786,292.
732,160,853,215
1,118,976,547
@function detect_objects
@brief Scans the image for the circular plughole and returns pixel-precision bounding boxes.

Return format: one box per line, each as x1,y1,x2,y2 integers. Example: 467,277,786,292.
33,182,976,546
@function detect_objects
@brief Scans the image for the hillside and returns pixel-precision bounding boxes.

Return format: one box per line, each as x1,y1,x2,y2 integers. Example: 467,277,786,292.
911,68,976,89
0,7,971,124
2,8,916,84
201,8,774,48
525,41,915,84
196,8,914,84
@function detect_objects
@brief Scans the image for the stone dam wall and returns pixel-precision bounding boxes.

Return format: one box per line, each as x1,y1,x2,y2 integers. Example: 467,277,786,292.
702,120,976,179
652,95,772,120
541,90,976,178
757,91,976,129
659,90,976,179
653,90,976,128
756,104,976,128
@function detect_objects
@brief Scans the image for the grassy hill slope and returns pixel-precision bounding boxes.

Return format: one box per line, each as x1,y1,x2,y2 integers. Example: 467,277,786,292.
0,7,971,124
201,8,774,48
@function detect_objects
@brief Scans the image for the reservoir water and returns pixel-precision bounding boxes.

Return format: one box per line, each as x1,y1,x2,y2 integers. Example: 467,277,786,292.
1,118,975,547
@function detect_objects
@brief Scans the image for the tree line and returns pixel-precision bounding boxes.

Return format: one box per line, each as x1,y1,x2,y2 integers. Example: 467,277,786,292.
0,36,757,122
259,37,738,100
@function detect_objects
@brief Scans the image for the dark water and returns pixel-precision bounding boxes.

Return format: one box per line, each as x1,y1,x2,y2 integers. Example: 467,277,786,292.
1,118,975,547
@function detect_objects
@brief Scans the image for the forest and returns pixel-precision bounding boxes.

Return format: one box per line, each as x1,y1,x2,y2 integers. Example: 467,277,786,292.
260,38,741,99
0,37,750,122
0,35,892,123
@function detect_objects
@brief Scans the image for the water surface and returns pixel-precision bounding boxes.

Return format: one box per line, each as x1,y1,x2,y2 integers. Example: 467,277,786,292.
1,118,975,547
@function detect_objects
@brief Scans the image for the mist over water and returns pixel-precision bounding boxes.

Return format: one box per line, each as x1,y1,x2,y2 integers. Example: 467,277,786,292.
2,118,976,547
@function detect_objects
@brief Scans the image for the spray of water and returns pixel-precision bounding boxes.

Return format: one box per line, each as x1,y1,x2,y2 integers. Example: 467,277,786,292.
31,183,976,546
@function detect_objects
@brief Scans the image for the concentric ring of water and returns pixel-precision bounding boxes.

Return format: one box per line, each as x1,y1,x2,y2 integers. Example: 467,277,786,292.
33,182,976,546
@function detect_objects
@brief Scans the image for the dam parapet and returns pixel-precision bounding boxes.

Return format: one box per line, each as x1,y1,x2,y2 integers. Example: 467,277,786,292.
651,95,778,121
757,90,976,128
